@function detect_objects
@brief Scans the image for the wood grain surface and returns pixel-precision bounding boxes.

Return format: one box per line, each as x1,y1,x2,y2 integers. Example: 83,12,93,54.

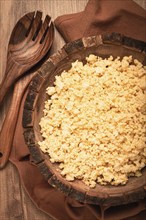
0,0,145,220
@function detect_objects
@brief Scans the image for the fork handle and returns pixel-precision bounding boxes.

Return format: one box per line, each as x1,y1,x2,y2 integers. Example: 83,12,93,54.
0,72,36,169
0,62,23,105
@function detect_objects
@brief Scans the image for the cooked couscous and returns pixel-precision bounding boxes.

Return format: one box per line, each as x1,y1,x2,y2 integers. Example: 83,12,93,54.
39,55,146,188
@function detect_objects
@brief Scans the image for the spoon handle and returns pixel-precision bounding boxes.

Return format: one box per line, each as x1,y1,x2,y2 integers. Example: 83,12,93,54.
0,72,36,169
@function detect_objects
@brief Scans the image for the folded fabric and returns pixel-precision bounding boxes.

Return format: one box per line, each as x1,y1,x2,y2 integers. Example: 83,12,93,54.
54,0,146,42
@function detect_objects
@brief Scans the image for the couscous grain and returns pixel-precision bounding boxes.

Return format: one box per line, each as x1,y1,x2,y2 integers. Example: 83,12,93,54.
39,55,146,188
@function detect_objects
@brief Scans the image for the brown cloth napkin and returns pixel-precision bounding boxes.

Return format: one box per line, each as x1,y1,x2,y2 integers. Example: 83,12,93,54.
8,0,146,219
54,0,146,43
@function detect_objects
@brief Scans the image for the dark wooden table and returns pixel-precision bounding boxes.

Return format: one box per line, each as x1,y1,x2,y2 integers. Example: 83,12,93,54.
0,0,145,219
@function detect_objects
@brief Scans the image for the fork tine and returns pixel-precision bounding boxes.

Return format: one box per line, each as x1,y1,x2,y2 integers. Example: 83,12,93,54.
40,21,54,45
27,11,42,40
36,15,51,42
25,11,35,37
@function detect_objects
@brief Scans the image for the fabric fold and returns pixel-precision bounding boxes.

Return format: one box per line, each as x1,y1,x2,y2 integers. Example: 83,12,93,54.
54,0,146,42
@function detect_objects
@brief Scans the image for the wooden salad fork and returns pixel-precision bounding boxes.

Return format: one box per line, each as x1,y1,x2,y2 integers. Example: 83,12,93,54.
0,11,54,105
0,11,54,169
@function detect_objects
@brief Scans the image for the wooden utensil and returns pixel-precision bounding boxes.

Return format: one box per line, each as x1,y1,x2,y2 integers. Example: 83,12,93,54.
0,11,54,105
0,11,54,169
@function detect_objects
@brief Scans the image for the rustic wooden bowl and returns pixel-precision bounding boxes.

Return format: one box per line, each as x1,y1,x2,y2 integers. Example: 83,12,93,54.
23,33,146,206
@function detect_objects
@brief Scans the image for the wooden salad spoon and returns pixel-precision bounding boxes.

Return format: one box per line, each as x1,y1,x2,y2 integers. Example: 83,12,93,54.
0,11,54,105
0,11,54,169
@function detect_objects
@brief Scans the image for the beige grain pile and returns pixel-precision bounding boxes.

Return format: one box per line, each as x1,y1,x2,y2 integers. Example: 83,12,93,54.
39,55,146,188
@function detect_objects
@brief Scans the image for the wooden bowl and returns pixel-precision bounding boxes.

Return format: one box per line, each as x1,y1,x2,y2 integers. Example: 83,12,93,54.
23,33,146,206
